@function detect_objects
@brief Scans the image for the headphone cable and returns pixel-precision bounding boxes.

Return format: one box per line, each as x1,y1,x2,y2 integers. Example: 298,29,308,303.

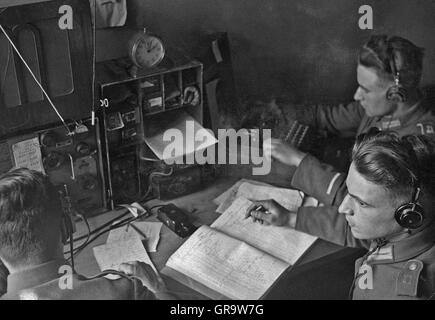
347,240,388,300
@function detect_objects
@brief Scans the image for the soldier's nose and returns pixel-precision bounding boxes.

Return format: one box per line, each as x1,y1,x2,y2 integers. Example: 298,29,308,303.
339,194,353,216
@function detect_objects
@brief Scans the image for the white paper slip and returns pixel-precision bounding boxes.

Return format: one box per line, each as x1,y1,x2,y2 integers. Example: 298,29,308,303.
143,111,218,162
106,222,162,252
12,137,45,173
93,232,157,279
131,222,162,252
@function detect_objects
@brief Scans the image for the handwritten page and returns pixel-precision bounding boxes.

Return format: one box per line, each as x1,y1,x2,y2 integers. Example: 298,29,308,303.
93,232,157,276
237,182,304,212
212,197,317,265
12,137,45,173
215,179,272,214
106,222,162,252
215,180,303,214
166,225,289,300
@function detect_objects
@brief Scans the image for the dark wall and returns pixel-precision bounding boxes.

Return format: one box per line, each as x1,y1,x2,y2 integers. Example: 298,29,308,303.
112,0,435,104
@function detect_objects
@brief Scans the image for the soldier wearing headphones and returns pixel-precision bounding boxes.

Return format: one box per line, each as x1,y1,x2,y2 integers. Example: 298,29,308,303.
248,131,435,299
267,35,435,209
0,168,174,300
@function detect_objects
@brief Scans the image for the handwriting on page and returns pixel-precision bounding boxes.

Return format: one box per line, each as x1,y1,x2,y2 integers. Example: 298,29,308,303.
212,197,317,265
237,182,303,212
106,222,162,252
166,225,288,300
12,138,45,173
214,179,272,214
93,232,157,275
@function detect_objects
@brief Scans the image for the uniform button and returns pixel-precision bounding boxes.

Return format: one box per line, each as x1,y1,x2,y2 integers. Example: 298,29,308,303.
409,263,417,271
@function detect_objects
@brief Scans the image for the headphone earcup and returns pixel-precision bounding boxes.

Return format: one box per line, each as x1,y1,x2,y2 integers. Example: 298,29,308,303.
395,203,424,229
387,85,407,102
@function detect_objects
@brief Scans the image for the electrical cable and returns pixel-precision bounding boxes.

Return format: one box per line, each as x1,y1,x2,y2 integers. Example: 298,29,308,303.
138,167,174,203
65,209,152,258
74,213,91,247
148,204,166,212
76,269,141,282
68,209,131,244
67,216,137,258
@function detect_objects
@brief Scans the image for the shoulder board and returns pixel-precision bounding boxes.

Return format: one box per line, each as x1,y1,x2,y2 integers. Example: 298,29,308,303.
396,259,423,297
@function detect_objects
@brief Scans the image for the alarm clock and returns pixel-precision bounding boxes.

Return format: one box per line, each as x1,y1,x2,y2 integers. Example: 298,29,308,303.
128,28,165,77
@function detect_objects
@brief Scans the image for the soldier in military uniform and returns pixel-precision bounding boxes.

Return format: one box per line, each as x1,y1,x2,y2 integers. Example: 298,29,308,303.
0,169,173,300
269,35,435,207
247,131,435,299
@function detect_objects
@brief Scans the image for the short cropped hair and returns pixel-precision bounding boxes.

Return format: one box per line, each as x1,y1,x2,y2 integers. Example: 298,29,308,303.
358,35,425,89
352,131,435,206
0,168,62,265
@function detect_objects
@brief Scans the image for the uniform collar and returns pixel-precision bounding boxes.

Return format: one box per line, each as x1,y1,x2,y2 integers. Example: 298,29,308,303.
7,259,68,294
366,224,435,265
378,100,423,130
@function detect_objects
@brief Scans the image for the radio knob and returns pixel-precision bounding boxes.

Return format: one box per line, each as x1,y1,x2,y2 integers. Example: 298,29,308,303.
40,131,57,148
43,151,65,170
75,142,91,156
80,175,97,191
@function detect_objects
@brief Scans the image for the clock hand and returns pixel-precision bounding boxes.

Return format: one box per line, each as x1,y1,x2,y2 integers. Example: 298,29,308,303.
148,44,159,53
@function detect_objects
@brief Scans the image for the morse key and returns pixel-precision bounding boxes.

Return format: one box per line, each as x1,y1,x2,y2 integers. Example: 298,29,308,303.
157,204,197,238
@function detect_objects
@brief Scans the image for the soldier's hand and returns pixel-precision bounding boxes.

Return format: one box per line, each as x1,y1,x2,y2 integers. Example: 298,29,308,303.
245,199,296,227
119,261,166,294
263,138,307,167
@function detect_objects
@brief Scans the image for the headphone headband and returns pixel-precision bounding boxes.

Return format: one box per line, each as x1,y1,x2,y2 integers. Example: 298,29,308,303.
386,38,408,102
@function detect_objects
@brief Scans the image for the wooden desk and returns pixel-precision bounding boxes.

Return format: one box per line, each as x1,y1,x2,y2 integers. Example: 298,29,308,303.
70,177,365,300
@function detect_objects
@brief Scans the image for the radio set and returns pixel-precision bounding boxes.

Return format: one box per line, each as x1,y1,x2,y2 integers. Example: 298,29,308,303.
0,119,108,216
1,1,218,215
97,54,212,208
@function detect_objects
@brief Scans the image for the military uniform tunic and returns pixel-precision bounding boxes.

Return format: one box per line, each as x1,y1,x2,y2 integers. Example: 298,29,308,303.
294,203,435,300
292,100,435,207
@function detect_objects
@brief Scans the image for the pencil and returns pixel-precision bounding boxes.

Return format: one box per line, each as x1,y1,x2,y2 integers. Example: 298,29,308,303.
130,224,147,240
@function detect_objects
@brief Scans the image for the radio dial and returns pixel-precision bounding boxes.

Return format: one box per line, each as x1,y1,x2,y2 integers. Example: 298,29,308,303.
75,142,91,156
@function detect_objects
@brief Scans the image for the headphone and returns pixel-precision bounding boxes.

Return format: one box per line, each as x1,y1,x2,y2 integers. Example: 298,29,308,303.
386,41,408,103
395,187,425,229
393,137,425,229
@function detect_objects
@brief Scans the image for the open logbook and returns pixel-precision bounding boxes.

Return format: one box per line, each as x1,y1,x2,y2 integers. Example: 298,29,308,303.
162,197,317,300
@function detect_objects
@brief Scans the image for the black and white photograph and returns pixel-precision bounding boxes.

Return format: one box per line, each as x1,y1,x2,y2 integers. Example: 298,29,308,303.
0,0,435,309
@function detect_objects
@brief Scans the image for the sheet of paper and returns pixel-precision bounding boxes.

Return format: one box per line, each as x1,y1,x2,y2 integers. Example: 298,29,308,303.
106,221,162,252
166,225,289,300
215,180,303,214
93,232,157,276
12,137,45,173
132,221,162,252
143,111,217,162
212,197,317,265
214,179,272,213
237,182,304,212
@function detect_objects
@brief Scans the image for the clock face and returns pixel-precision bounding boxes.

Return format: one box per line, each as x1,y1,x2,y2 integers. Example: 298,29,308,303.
133,35,165,68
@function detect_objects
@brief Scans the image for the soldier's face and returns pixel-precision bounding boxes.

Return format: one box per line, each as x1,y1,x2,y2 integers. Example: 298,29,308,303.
338,163,404,240
354,65,396,117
